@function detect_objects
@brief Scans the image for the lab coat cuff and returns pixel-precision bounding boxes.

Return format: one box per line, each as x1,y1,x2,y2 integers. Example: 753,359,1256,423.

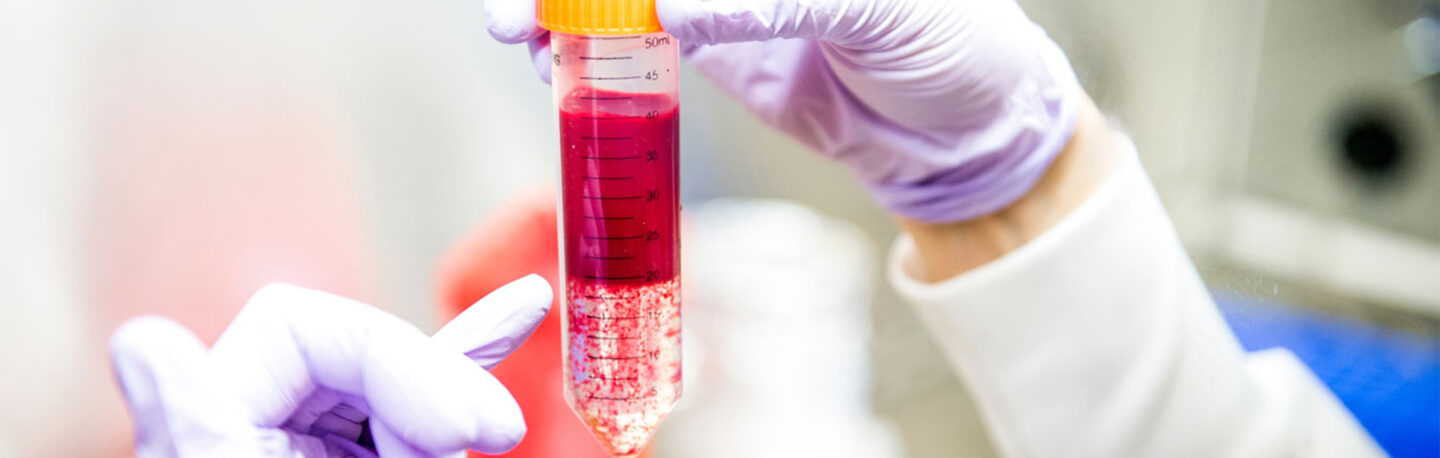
885,133,1140,300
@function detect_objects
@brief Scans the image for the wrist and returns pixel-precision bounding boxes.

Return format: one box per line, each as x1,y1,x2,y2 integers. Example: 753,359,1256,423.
898,96,1117,283
862,34,1085,224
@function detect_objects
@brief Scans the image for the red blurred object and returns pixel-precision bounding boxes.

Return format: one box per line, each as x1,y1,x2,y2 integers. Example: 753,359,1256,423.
437,188,653,458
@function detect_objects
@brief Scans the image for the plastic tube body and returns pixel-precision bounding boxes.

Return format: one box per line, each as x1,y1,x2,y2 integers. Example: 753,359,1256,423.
551,30,681,457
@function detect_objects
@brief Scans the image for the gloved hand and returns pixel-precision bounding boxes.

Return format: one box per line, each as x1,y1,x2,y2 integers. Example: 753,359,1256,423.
484,0,1082,223
109,275,553,458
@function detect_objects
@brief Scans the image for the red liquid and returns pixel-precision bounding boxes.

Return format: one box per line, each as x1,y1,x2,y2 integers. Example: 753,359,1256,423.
559,91,681,457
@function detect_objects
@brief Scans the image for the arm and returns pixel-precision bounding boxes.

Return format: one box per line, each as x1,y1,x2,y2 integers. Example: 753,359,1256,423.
898,96,1118,281
480,0,1383,454
890,97,1383,457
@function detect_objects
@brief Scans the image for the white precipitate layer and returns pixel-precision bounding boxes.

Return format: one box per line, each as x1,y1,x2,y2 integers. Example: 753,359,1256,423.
563,278,681,456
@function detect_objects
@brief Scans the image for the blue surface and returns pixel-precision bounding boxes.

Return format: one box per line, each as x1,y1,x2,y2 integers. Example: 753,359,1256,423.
1215,291,1440,458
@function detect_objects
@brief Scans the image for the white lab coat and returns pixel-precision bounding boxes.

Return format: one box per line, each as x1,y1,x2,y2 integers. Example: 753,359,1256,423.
888,138,1385,457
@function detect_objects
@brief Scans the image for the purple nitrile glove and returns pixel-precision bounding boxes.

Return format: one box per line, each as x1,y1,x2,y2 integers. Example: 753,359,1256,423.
484,0,1081,223
109,275,552,458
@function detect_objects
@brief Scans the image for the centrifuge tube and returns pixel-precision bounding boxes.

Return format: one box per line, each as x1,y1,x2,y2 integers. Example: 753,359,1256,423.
539,1,681,456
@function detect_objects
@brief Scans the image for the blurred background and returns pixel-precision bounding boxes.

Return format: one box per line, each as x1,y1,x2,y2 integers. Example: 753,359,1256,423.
0,0,1436,457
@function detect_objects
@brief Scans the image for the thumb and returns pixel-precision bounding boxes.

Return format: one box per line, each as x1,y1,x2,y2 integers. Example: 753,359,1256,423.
484,0,543,44
432,274,553,371
658,0,882,46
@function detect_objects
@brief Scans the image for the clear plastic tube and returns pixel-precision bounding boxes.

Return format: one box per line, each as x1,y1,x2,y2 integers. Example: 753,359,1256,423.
551,30,681,457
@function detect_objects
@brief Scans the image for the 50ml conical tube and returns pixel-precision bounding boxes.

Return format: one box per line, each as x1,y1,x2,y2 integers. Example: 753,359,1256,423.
552,30,681,457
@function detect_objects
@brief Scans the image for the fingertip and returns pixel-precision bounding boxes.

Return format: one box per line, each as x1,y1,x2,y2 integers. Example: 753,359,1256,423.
461,371,527,454
484,0,545,44
110,316,184,355
489,24,546,45
470,416,526,455
529,36,553,84
511,274,555,312
109,316,205,374
481,273,554,327
449,367,528,454
432,273,553,370
108,315,208,446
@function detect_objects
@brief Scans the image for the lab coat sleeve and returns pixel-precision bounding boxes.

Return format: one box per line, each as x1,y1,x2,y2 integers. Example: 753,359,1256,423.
887,137,1385,457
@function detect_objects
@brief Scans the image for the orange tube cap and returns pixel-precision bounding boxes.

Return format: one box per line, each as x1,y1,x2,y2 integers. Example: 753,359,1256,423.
538,0,663,35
